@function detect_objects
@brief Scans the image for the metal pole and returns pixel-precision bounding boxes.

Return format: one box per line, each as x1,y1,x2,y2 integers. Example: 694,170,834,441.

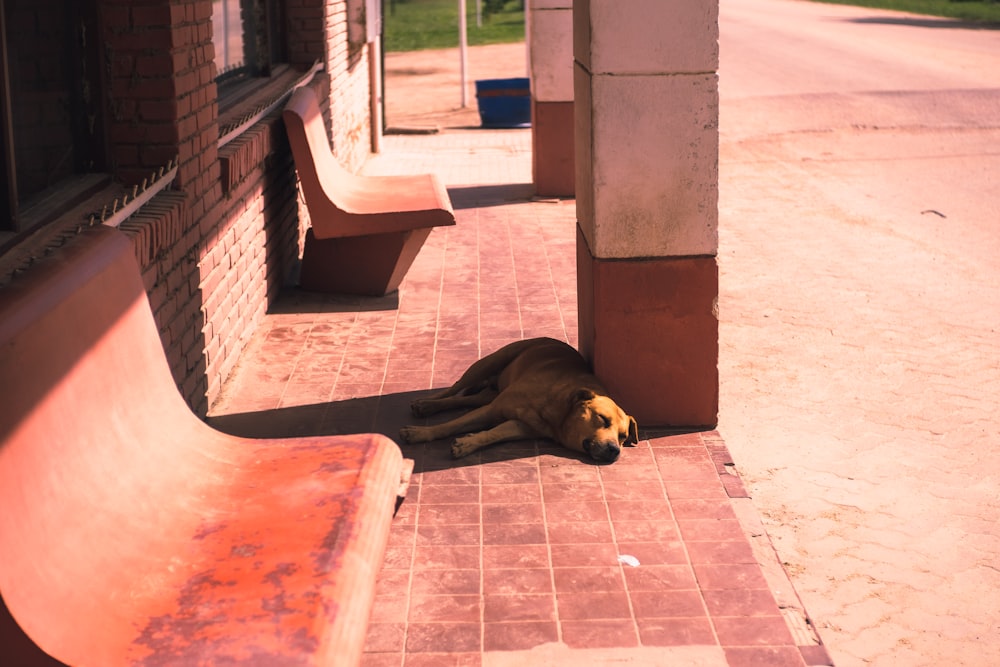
459,0,468,108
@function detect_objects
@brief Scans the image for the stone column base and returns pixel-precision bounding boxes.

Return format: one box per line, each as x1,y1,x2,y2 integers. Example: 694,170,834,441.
577,228,719,427
531,99,575,198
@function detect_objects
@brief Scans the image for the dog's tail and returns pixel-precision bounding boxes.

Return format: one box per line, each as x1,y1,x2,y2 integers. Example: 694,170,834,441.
431,338,552,398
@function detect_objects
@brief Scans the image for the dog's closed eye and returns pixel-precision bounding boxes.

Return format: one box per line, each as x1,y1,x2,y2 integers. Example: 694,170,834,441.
598,414,611,428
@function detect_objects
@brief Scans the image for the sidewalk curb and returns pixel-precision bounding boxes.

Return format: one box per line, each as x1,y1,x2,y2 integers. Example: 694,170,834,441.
708,432,835,666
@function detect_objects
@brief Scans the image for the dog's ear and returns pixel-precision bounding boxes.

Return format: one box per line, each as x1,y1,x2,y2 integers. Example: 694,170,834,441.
570,388,596,406
625,416,639,447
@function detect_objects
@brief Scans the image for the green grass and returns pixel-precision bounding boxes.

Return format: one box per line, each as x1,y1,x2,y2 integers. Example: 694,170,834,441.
384,0,525,52
383,0,998,54
812,0,1000,24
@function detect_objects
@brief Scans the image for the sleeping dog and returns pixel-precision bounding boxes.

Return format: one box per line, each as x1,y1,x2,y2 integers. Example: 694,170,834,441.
399,338,638,463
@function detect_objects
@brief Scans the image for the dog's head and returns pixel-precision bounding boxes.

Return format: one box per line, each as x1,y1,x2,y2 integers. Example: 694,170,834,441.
562,389,639,463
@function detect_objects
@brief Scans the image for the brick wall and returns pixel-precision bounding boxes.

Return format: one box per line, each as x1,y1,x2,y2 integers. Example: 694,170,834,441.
96,0,375,414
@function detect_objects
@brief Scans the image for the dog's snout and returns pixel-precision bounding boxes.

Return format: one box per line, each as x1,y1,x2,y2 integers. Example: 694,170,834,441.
584,439,621,463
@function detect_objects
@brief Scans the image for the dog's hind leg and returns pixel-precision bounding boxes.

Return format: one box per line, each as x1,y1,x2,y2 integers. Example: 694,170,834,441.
419,339,546,401
411,386,498,417
399,404,501,445
451,420,540,458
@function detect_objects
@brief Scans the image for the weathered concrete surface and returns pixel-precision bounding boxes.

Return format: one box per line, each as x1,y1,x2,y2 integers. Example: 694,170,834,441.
717,0,1000,665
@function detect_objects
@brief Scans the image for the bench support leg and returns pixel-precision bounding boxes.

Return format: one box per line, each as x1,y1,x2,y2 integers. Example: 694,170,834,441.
299,227,433,296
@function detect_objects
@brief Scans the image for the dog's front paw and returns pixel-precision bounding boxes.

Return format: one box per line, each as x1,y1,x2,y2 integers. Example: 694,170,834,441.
451,435,478,458
399,425,431,444
410,399,434,418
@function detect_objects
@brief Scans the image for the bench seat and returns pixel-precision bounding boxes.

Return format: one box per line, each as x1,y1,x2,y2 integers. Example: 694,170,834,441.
0,227,409,666
283,86,455,296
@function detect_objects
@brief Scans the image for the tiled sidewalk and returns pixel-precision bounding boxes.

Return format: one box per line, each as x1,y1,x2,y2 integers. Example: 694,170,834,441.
208,129,830,666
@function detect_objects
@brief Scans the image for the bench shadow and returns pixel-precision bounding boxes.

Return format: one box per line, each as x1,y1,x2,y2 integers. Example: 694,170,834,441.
207,389,589,474
267,283,401,314
447,183,537,209
844,16,1000,30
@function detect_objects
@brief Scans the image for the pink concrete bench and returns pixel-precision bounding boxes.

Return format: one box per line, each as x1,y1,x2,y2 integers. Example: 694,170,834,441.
283,86,455,296
0,226,410,666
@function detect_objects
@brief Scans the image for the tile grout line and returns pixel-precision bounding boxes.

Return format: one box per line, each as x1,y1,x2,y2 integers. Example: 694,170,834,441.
596,461,645,648
656,437,725,650
537,444,564,648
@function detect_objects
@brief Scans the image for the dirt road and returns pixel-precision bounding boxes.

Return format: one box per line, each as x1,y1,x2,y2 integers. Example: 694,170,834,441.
718,1,1000,665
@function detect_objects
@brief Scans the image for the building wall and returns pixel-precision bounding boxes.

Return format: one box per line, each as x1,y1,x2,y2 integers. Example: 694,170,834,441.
93,0,375,415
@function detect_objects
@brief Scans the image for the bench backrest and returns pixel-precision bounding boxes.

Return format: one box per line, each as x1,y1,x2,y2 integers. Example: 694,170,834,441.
283,86,375,232
283,86,455,240
0,228,233,663
1,225,409,666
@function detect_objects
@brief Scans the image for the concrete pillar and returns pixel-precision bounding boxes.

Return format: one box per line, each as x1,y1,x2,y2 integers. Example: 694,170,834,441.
529,0,575,197
574,0,720,426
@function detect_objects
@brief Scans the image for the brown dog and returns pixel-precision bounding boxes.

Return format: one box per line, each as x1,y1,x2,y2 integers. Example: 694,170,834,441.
399,338,638,462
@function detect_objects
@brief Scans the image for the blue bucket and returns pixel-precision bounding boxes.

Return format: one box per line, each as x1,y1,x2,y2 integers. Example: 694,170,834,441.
475,77,531,128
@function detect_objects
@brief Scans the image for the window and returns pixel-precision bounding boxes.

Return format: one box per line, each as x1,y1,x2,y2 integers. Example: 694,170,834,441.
212,0,286,87
0,0,106,233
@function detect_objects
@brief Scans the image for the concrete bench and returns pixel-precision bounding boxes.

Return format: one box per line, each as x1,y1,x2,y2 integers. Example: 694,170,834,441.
283,86,455,296
0,226,410,666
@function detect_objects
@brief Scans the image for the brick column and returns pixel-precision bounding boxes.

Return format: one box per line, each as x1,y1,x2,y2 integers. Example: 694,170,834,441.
574,0,719,426
102,0,217,201
529,0,574,197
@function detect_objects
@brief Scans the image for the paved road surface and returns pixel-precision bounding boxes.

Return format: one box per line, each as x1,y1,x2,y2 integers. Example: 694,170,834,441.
717,0,1000,665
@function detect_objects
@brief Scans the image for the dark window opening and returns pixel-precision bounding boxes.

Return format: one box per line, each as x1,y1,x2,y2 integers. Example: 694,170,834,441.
213,0,287,90
0,0,106,233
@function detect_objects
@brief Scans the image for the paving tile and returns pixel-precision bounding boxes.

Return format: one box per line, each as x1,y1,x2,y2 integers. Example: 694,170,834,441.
622,564,699,591
551,566,625,594
685,540,757,565
409,595,482,623
630,589,707,619
481,484,542,503
482,568,553,596
416,524,481,546
412,544,480,570
483,621,559,651
612,519,682,543
482,544,549,569
418,485,479,504
546,521,614,544
410,569,480,597
419,503,480,526
404,652,482,667
483,593,556,622
482,522,547,546
544,500,609,523
671,498,740,521
556,591,633,620
548,542,621,568
636,617,717,646
613,541,688,566
405,622,481,653
364,622,407,653
702,589,784,618
693,563,770,591
560,619,641,649
724,646,807,667
714,616,796,647
361,652,403,667
677,518,747,542
482,502,544,524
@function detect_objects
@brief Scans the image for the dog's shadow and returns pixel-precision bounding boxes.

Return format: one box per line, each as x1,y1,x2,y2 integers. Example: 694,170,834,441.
207,389,597,474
